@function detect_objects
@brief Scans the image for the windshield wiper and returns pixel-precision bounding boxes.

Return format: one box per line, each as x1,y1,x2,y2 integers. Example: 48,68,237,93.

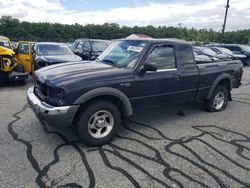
101,59,121,68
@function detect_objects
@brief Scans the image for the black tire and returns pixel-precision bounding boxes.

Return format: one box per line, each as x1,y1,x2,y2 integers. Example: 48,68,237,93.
13,64,25,73
76,100,121,146
13,64,27,85
203,85,229,112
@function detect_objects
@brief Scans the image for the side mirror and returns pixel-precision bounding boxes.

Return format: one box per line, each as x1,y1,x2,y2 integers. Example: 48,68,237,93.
141,63,157,73
241,50,245,54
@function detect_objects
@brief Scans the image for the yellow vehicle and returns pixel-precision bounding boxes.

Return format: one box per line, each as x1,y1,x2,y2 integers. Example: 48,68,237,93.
15,41,33,73
0,36,28,85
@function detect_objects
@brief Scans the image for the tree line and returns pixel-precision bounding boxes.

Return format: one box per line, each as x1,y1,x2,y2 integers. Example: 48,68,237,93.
0,16,249,44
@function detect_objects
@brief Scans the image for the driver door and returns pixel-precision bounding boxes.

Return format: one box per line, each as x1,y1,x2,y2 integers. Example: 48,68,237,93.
15,41,32,73
133,44,182,110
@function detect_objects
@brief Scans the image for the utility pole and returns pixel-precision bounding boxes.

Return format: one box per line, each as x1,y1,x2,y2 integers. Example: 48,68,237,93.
221,0,230,41
178,23,183,39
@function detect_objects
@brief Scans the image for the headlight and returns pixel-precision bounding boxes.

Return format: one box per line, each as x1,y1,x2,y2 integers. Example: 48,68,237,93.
46,87,65,106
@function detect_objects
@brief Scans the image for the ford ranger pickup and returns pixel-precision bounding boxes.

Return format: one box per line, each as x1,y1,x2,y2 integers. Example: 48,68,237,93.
27,39,243,146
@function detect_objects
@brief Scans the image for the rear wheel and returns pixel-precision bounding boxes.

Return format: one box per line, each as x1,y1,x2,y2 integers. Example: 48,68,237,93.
204,85,229,112
76,100,121,146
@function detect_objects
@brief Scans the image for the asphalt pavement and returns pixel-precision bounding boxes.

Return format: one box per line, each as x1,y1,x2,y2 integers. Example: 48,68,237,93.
0,67,250,188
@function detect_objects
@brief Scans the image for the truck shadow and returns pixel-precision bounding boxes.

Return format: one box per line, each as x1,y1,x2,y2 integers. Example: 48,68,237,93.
7,98,250,187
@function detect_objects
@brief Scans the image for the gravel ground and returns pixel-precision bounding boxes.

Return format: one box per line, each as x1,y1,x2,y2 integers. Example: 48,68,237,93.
0,67,249,188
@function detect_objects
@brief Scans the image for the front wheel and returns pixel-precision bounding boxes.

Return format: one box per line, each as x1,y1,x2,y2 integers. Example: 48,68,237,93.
204,85,229,112
13,64,27,85
76,100,121,146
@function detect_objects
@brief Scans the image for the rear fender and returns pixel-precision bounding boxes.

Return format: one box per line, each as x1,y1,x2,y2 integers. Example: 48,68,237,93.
206,74,232,99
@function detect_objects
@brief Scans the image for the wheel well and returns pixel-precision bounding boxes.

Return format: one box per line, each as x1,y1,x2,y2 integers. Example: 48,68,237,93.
218,78,231,90
217,78,232,101
72,95,126,126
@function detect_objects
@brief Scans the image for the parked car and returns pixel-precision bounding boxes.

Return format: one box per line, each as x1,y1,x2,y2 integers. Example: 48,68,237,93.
32,42,82,71
217,44,250,65
210,46,247,65
27,38,243,146
193,51,213,64
71,39,111,60
193,46,234,61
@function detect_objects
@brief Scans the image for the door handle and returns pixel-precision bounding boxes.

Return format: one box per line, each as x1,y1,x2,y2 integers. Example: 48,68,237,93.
25,59,30,61
173,75,181,80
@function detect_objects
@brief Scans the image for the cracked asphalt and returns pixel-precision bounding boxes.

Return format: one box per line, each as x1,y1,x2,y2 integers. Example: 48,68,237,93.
0,67,250,188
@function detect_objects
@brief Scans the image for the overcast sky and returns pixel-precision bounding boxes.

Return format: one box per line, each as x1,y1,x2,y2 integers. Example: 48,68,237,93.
0,0,250,31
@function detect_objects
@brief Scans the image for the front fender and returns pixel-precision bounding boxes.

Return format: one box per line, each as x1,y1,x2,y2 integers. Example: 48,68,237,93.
74,87,133,116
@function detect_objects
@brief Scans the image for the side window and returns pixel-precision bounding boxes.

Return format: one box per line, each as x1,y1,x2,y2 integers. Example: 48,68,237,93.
179,45,195,66
227,46,241,52
76,42,84,50
83,42,91,52
212,48,220,54
18,43,29,55
146,45,176,70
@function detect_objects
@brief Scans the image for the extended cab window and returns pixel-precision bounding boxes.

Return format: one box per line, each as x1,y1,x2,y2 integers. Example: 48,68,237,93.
179,45,195,66
146,45,176,70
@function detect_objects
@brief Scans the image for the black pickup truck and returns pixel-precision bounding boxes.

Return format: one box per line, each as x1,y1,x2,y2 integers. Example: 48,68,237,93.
27,39,243,146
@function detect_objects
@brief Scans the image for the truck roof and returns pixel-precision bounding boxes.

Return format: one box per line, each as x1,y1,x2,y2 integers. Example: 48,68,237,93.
35,42,68,46
0,36,10,41
119,38,191,45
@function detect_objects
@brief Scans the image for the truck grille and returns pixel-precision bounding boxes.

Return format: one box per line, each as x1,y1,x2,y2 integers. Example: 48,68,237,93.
34,80,47,100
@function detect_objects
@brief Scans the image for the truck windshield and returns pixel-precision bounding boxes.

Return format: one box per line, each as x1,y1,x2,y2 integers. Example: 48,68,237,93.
0,40,11,49
37,44,73,56
97,40,149,68
202,48,218,56
218,47,233,55
92,41,110,52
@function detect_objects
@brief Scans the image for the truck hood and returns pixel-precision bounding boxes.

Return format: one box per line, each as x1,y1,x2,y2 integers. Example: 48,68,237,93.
0,46,15,56
36,54,82,64
195,54,212,62
215,54,232,59
35,61,121,86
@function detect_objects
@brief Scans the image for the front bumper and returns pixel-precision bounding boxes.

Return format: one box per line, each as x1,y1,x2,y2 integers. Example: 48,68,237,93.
27,87,79,127
9,71,29,81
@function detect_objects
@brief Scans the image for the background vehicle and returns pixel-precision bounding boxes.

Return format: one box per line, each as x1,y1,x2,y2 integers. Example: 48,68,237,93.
217,44,250,65
28,38,243,146
193,51,213,64
15,41,34,73
193,46,233,61
0,36,28,85
32,42,82,70
71,39,111,60
210,46,247,65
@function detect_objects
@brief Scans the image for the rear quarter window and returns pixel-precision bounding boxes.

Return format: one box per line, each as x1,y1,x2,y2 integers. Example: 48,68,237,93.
179,45,195,67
